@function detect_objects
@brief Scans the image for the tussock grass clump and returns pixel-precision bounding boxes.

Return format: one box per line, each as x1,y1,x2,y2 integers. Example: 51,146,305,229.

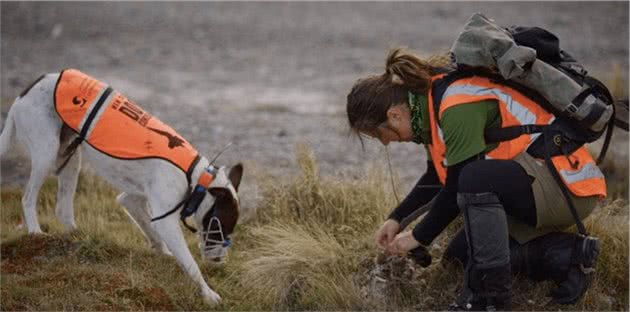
238,222,367,310
233,144,394,310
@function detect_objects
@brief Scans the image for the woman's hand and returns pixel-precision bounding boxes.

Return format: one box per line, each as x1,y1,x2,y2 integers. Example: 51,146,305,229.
387,231,421,255
374,219,401,250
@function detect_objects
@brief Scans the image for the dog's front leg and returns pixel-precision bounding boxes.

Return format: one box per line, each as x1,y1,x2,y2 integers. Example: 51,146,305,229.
151,212,221,306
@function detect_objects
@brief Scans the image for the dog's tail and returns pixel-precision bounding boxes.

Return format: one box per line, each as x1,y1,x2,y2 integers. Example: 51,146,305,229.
0,74,48,157
0,104,16,157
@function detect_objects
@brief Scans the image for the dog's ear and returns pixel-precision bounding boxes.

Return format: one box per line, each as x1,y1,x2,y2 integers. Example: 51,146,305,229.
228,163,243,191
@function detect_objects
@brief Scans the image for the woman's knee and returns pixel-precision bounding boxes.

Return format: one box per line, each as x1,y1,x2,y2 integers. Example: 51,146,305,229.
458,160,496,193
458,159,528,194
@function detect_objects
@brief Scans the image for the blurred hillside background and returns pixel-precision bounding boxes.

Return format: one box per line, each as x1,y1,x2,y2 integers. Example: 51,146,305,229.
1,2,628,310
2,2,628,205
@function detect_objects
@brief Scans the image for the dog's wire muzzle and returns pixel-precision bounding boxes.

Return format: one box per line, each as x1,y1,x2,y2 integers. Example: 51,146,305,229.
200,216,232,261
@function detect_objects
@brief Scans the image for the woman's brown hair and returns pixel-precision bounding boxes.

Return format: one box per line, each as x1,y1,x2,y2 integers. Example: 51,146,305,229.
346,47,451,142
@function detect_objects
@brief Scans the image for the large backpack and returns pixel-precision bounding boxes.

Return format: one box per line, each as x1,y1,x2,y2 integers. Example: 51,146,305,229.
434,13,629,238
437,13,627,164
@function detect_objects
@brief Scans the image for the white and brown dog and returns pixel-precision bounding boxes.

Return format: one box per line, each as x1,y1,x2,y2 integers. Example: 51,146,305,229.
0,69,243,305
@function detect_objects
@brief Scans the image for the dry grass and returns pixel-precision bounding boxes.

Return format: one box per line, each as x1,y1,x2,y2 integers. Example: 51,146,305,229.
1,143,627,310
231,145,629,311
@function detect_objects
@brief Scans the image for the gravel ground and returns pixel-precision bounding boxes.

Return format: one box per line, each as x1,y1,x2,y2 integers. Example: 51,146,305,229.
1,2,628,214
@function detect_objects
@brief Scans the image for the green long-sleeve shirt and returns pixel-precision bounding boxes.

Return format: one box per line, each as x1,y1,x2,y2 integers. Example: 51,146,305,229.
414,94,500,166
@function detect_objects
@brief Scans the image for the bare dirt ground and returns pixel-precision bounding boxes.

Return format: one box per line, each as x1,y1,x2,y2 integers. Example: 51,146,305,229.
1,2,628,215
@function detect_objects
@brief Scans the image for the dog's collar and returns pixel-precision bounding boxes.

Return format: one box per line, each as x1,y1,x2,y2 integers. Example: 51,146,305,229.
179,166,218,232
150,162,217,225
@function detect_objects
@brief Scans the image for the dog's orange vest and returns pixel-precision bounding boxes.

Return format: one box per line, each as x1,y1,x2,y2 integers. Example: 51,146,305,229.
55,69,199,175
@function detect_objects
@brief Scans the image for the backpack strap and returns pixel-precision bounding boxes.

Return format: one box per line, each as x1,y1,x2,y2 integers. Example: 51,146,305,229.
614,99,629,131
596,106,615,165
581,75,616,165
484,125,547,144
541,128,589,236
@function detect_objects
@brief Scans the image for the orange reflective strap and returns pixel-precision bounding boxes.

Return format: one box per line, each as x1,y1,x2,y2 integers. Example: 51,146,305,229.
427,77,448,184
440,94,496,118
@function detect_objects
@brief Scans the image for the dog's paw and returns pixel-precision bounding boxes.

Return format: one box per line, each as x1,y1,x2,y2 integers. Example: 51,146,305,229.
202,289,222,306
26,224,46,235
27,229,49,236
62,222,78,232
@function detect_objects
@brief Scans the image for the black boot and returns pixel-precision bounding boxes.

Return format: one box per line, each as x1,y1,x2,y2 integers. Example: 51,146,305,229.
468,264,512,311
549,235,600,304
521,232,600,304
448,264,512,311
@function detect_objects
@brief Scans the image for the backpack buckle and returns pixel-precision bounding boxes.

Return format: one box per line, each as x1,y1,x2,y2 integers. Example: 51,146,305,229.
566,103,579,114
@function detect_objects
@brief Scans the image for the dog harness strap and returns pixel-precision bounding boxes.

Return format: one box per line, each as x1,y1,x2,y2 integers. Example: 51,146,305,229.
150,186,192,222
186,155,202,185
79,86,114,141
55,86,114,175
178,166,219,232
150,165,217,223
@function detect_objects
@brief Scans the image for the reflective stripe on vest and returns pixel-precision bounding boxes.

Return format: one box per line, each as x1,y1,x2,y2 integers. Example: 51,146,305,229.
54,69,200,174
427,75,606,198
551,147,606,197
559,163,605,184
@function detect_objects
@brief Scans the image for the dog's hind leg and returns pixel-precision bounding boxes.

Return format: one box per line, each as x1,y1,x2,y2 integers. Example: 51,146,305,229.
116,192,171,255
11,78,62,234
0,102,17,157
20,132,59,233
55,134,80,231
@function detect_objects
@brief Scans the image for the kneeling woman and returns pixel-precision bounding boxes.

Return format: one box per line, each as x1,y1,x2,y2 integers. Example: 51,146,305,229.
346,48,605,310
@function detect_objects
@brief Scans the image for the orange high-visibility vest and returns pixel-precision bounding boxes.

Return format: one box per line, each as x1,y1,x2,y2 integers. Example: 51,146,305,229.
54,69,199,175
426,75,606,198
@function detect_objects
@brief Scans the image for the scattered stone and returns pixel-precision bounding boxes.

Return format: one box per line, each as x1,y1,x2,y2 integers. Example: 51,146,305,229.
50,23,63,39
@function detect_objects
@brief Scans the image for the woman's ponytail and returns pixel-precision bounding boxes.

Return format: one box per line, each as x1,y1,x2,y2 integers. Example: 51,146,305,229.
385,47,449,94
347,47,450,140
